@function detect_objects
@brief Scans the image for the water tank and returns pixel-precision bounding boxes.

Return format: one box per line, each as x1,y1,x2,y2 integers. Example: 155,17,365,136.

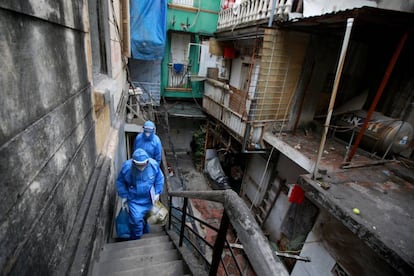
334,110,413,155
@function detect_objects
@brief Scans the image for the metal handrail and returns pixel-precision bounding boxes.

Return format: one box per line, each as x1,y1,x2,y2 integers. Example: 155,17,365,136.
168,190,289,276
171,205,220,232
170,221,211,267
224,237,243,274
171,206,215,248
169,201,240,275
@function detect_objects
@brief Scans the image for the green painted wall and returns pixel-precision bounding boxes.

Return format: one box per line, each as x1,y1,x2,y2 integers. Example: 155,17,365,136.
161,0,221,99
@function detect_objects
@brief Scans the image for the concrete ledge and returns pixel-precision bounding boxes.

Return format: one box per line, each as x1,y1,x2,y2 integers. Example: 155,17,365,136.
264,132,314,173
298,173,414,275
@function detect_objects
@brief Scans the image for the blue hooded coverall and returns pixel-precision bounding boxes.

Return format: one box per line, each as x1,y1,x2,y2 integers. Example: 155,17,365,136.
133,121,163,165
116,149,164,239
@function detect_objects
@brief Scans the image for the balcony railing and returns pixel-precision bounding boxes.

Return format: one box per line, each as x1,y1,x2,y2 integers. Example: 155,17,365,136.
171,0,194,7
167,63,191,89
217,0,297,30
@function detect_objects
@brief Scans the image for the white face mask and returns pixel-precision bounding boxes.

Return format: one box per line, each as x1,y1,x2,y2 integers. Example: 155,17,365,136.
145,132,151,137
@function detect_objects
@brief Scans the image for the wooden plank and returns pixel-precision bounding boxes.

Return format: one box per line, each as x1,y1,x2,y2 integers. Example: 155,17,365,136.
263,132,314,173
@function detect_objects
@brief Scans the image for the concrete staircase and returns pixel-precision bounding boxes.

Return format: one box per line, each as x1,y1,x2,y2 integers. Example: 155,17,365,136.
92,225,191,276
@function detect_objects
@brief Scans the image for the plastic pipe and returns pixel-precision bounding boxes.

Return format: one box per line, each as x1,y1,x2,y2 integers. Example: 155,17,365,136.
268,0,279,27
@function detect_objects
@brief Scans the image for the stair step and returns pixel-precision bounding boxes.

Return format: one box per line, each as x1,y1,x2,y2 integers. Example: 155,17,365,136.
104,235,170,251
100,241,175,261
141,232,165,239
110,260,188,276
95,249,180,274
149,224,165,233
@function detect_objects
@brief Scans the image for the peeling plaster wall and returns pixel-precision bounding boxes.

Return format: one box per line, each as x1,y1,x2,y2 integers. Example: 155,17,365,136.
0,1,98,274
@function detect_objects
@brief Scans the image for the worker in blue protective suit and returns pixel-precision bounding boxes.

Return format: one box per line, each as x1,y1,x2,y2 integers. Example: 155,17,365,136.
116,148,164,239
133,120,163,165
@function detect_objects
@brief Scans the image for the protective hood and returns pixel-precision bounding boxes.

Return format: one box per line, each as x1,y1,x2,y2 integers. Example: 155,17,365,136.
132,148,149,164
143,121,155,140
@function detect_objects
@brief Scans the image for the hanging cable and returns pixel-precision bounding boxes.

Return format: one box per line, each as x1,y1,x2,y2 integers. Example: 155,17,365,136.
187,0,202,29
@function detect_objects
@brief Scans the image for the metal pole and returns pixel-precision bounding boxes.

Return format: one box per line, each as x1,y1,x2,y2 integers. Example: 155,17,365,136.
168,196,172,230
345,31,408,162
179,198,188,247
313,18,354,179
209,212,230,276
268,0,279,27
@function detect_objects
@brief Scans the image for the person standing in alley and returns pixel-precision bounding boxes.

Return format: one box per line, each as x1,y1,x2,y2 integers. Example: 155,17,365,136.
116,148,164,239
133,120,163,165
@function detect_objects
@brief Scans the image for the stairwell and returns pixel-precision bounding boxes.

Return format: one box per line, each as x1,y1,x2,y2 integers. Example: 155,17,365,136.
91,225,191,276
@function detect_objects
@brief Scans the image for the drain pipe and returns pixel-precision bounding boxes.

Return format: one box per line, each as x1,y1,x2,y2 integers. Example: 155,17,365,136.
313,18,354,179
268,0,279,27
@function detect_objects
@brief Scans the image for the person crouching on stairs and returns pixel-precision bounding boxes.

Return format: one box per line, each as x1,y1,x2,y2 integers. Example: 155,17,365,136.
116,148,165,239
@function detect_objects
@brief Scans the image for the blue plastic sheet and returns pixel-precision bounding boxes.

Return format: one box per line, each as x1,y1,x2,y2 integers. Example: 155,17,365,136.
130,0,167,60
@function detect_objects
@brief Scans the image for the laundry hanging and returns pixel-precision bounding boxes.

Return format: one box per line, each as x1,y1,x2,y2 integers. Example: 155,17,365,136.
173,63,184,74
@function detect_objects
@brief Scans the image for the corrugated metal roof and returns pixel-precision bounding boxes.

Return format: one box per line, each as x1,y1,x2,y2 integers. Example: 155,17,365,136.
279,6,414,39
163,102,206,118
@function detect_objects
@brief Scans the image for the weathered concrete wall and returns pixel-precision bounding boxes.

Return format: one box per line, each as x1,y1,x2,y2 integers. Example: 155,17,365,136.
263,154,310,241
157,116,204,152
0,1,98,274
292,210,399,276
242,154,273,206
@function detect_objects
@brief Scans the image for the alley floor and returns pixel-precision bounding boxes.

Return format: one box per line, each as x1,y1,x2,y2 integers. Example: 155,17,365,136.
165,151,255,274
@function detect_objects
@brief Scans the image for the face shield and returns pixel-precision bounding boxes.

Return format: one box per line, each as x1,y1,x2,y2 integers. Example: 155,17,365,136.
143,126,155,139
133,159,148,171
